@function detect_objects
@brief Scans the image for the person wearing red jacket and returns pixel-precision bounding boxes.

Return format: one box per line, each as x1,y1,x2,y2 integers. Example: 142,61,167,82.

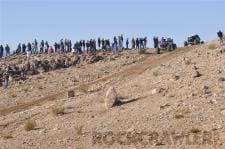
48,46,54,54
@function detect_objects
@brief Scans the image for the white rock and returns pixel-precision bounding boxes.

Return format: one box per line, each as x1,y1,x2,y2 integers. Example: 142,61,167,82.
104,87,118,110
151,89,157,94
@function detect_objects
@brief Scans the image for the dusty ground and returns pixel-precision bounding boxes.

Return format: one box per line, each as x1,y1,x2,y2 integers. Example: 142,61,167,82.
1,41,225,149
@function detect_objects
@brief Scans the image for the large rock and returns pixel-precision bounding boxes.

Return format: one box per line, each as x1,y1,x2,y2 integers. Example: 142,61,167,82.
104,87,118,110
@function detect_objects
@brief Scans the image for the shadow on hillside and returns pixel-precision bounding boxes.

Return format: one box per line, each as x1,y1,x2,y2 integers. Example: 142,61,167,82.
113,96,147,107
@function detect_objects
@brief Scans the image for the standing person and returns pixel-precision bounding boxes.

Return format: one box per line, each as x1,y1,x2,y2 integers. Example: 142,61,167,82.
217,30,224,44
98,38,101,49
126,38,129,49
136,38,139,49
82,40,86,51
57,43,61,53
54,42,58,53
64,39,68,52
27,42,32,52
48,46,54,54
153,37,159,49
34,39,38,53
114,36,118,49
17,43,22,54
86,40,90,53
5,44,10,57
0,45,4,58
121,34,124,48
101,38,105,50
2,70,9,89
118,36,121,49
31,43,35,54
140,38,143,49
69,40,72,52
131,38,135,49
44,41,49,53
143,37,147,49
40,40,44,53
60,39,64,53
27,42,32,59
22,43,26,54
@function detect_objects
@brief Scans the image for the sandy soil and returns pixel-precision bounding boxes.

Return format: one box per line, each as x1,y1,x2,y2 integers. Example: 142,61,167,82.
1,41,225,149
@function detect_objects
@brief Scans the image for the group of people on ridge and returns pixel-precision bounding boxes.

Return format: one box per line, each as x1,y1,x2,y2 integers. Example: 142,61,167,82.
0,35,149,59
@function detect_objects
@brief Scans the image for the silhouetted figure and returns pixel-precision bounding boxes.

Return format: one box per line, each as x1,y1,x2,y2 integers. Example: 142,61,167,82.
126,38,129,49
217,30,224,44
0,45,4,58
5,44,10,57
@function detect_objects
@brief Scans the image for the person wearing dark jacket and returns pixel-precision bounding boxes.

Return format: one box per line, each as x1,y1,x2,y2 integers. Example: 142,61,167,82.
40,40,44,53
5,44,10,57
22,43,26,54
98,38,101,49
17,43,22,54
136,38,139,49
54,42,58,53
0,45,4,58
27,42,32,52
153,37,159,49
126,38,129,49
217,30,224,44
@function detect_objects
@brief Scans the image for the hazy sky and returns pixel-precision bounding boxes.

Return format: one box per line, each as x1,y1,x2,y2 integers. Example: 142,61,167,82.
0,0,225,49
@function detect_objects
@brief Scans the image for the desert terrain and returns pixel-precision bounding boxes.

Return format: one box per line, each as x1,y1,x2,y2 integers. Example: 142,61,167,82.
0,40,225,149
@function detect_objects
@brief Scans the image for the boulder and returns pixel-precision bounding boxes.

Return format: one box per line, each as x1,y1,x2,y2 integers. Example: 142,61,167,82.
104,87,118,110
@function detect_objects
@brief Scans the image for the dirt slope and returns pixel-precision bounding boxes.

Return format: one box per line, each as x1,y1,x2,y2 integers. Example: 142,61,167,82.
1,42,225,149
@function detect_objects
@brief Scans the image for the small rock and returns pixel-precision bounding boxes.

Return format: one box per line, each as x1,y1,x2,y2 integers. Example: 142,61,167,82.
68,90,75,98
151,89,157,94
104,87,118,110
193,66,198,70
217,70,222,74
221,109,225,115
173,75,180,81
202,86,211,94
209,99,217,104
193,71,202,78
218,77,225,82
160,103,171,109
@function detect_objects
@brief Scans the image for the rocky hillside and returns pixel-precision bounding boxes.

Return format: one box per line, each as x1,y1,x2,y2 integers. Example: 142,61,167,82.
0,41,225,149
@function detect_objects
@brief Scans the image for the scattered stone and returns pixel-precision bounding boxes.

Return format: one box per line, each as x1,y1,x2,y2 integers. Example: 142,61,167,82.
191,93,197,96
202,86,211,94
218,77,225,82
184,59,191,65
151,89,157,94
68,90,75,98
160,103,171,109
209,99,217,104
155,142,165,146
221,109,225,116
88,55,104,64
104,87,118,110
217,70,222,74
193,66,198,70
193,71,202,78
173,75,180,81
